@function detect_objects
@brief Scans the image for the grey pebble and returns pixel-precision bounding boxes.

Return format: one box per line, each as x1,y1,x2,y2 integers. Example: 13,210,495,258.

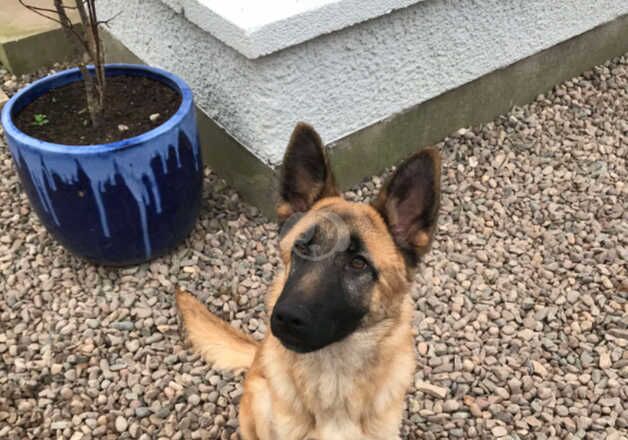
112,321,134,331
135,407,151,418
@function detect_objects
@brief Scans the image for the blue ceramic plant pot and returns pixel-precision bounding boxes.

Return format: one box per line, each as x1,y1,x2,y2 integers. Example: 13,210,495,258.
1,64,203,265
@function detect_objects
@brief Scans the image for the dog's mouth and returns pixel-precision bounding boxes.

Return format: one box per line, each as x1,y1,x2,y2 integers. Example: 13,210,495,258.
275,334,319,354
279,339,315,353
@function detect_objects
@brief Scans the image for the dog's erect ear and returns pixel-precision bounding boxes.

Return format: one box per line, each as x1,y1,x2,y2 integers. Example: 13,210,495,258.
373,148,441,262
277,123,338,221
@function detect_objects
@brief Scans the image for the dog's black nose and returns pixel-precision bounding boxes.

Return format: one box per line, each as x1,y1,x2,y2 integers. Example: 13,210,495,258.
272,303,311,333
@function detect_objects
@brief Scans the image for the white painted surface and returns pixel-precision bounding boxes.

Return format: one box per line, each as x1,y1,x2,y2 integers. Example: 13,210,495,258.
99,0,628,165
193,0,359,30
158,0,423,58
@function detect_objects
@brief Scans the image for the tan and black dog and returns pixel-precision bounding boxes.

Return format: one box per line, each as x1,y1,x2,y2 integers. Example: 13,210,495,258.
176,122,441,439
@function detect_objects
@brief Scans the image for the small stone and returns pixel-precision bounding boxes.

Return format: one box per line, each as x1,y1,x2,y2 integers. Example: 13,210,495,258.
112,321,134,331
134,307,152,318
443,400,460,412
462,359,474,372
118,124,129,132
86,318,100,329
415,380,447,399
115,416,128,433
518,329,535,341
493,153,506,167
51,421,70,430
526,415,542,428
0,89,8,110
125,340,140,353
417,342,428,356
468,403,482,418
577,416,592,430
508,377,522,395
149,113,161,122
537,386,552,399
491,426,508,437
3,80,17,91
60,387,73,400
531,360,548,377
599,351,612,369
135,407,151,418
494,387,509,399
581,351,595,366
566,290,579,303
501,325,515,335
164,354,179,365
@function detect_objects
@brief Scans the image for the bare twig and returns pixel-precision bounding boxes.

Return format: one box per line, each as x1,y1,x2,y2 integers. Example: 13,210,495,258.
18,1,77,13
97,11,122,27
19,0,66,26
20,0,109,128
52,0,86,57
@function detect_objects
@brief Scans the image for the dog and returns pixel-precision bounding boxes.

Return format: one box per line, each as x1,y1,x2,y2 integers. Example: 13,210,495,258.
176,122,441,439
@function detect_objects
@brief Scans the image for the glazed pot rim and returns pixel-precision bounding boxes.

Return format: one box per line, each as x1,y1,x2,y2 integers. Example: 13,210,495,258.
0,63,193,154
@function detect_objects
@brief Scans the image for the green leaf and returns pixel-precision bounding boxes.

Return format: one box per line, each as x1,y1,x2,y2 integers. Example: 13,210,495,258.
32,114,49,126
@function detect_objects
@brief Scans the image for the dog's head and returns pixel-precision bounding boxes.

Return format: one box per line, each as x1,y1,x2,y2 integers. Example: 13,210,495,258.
270,123,441,353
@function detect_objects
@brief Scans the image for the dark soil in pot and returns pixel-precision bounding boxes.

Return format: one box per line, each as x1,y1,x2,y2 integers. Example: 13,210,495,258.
14,76,181,145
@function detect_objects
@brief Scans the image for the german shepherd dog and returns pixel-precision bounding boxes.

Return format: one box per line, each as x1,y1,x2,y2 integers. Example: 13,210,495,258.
176,123,441,439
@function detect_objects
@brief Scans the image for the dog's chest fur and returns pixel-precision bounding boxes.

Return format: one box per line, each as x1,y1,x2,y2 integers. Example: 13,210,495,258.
295,338,379,410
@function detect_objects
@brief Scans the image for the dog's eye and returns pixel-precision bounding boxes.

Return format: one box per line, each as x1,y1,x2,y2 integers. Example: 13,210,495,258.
348,256,368,271
294,242,309,255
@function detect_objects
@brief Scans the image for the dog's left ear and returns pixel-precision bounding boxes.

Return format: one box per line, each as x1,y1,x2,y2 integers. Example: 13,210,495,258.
277,123,338,221
373,148,441,262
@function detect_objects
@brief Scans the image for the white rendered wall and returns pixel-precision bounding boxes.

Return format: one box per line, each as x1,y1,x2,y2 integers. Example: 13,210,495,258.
99,0,627,166
158,0,425,58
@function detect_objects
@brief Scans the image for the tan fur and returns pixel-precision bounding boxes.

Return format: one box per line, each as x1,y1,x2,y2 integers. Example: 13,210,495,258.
178,200,418,439
176,290,258,370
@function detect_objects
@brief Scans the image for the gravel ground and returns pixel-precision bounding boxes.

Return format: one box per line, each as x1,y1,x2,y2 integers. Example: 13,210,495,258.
1,54,627,440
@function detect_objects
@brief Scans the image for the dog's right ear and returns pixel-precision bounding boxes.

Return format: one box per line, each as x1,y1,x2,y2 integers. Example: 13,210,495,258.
277,123,338,221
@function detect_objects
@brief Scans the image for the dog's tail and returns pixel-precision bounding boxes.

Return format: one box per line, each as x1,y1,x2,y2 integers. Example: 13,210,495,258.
176,289,259,371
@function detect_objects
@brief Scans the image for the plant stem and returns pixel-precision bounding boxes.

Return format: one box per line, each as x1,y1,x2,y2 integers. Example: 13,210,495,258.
22,0,109,129
74,0,104,128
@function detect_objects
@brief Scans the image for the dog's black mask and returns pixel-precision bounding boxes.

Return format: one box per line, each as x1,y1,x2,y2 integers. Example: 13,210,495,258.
270,223,377,353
